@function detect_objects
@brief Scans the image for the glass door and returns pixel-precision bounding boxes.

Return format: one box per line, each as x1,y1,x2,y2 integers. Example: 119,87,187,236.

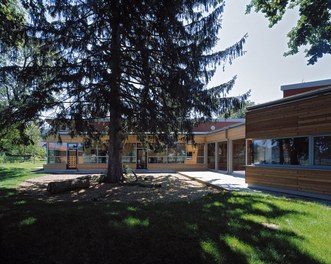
136,149,147,169
67,143,78,169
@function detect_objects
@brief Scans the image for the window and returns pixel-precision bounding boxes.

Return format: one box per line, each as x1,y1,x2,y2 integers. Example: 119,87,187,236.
47,143,67,164
123,143,136,164
167,143,186,163
218,142,227,170
97,142,108,164
146,144,166,164
82,141,98,164
253,137,309,166
186,152,193,160
233,139,246,170
207,143,215,169
314,136,331,166
196,143,205,164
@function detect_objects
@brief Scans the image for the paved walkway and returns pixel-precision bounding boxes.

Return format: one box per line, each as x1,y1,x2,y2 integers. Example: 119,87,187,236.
179,171,249,191
179,170,331,204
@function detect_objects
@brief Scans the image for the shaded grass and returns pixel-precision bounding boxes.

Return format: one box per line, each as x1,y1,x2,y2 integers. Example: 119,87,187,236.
0,189,330,264
0,163,330,263
0,162,46,189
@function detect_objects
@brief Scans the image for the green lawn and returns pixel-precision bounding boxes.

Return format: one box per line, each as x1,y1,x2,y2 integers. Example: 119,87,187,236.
0,163,330,264
0,161,46,189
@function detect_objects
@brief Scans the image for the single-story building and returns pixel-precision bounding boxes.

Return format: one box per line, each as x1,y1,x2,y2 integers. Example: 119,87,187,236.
44,119,247,173
246,79,331,197
43,78,331,198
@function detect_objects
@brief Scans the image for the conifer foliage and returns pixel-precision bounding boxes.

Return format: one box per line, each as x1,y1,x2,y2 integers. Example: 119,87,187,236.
0,0,248,182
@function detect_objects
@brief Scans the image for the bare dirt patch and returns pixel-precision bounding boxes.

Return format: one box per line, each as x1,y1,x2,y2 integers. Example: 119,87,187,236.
17,173,220,203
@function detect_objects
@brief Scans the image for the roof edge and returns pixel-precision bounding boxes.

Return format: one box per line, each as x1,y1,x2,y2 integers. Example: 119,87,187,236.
248,86,331,111
280,78,331,91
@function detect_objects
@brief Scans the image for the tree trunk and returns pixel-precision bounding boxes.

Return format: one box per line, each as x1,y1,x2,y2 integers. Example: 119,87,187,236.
105,0,123,183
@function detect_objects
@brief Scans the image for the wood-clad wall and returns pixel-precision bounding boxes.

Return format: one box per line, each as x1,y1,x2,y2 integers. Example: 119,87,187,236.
246,166,331,195
205,125,245,143
246,93,331,139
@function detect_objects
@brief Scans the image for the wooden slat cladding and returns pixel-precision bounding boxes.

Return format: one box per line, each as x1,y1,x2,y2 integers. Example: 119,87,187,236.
206,125,245,143
246,166,331,195
246,93,331,139
228,125,245,139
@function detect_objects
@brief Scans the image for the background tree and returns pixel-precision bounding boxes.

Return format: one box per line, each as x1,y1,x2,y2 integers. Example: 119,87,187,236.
0,0,25,45
0,0,249,182
247,0,331,64
0,122,46,160
220,100,255,118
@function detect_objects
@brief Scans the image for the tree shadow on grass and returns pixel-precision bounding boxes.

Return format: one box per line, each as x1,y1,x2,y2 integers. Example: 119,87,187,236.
0,167,30,185
0,189,327,264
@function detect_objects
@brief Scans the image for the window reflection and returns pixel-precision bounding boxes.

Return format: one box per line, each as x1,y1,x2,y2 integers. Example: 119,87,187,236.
314,136,331,166
253,137,309,166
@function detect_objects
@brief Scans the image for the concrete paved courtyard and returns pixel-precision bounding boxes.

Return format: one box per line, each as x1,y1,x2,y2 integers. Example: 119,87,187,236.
179,170,249,191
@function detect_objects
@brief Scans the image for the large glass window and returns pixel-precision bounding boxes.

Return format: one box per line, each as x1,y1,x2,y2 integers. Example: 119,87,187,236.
77,143,84,164
148,144,167,164
314,136,331,166
233,139,246,170
207,143,215,169
218,142,227,170
167,143,186,163
98,142,108,164
47,143,67,164
82,141,98,164
253,137,309,166
123,143,136,164
196,143,205,164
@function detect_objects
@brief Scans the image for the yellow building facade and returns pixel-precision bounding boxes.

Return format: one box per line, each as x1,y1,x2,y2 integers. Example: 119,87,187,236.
44,121,246,173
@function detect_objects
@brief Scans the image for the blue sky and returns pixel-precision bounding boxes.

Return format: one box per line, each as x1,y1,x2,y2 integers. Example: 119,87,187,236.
209,0,331,104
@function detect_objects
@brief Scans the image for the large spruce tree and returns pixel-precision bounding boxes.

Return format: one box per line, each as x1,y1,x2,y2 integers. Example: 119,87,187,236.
0,0,248,182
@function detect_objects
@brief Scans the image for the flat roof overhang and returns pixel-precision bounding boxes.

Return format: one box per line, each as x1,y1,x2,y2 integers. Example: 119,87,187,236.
248,86,331,112
280,78,331,91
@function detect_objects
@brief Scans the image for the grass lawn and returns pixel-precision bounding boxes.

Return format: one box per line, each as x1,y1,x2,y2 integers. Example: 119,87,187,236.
0,161,46,189
0,163,330,264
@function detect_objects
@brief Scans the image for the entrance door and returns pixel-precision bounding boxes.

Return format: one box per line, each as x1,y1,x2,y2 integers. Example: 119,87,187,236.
136,149,147,169
67,149,77,169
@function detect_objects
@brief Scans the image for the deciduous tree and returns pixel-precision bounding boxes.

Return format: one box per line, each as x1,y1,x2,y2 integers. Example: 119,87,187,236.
0,0,25,45
247,0,331,64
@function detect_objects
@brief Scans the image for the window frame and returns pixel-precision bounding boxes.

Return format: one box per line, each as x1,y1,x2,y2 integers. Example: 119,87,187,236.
250,134,331,170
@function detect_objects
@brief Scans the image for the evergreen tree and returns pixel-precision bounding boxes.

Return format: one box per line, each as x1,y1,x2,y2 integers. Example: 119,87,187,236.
0,0,249,182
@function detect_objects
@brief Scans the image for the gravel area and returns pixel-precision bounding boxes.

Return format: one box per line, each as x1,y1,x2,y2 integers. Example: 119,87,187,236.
17,173,220,203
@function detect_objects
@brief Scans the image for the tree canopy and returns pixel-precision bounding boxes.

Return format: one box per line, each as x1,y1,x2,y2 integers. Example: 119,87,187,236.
247,0,331,64
0,122,45,160
220,100,255,119
0,0,25,45
0,0,249,182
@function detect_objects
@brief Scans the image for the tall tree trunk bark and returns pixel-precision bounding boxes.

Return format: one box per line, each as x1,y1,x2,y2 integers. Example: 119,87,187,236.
105,0,122,183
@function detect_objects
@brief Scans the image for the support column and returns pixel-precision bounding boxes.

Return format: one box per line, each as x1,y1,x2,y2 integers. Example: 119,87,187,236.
227,139,233,174
308,136,314,166
204,143,208,166
245,139,249,166
215,142,219,170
